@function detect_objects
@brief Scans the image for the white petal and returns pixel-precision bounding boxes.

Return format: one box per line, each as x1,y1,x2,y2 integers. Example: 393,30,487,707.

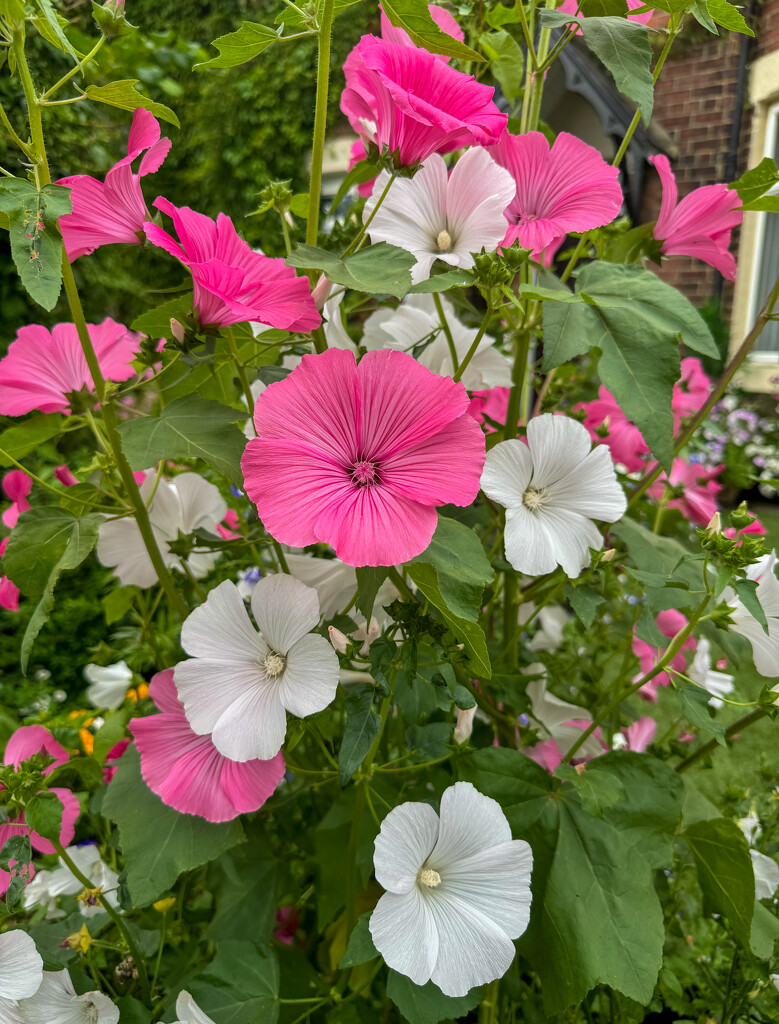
323,292,358,353
278,634,340,718
502,505,559,577
431,783,511,868
0,996,23,1024
369,889,438,987
752,849,779,901
146,477,184,540
185,550,221,580
96,517,162,588
526,415,593,490
19,971,77,1024
445,148,515,258
731,609,779,677
174,659,268,739
437,839,532,938
526,678,591,734
464,345,512,390
544,445,626,523
756,563,779,618
533,504,603,578
180,580,263,662
284,555,357,619
174,991,216,1024
0,933,42,1001
250,573,320,653
480,440,533,510
210,677,288,761
374,801,440,895
78,991,118,1024
84,662,132,710
172,473,228,534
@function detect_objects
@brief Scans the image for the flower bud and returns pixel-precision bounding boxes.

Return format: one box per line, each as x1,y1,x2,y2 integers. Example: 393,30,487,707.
453,706,476,745
600,548,616,563
92,0,135,36
706,511,722,535
170,318,187,345
328,625,349,654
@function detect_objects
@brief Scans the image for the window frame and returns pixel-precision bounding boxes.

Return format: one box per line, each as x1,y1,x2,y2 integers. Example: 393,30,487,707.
746,99,779,362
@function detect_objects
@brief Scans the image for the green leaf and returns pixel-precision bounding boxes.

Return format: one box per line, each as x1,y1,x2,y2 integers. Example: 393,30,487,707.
386,971,482,1024
565,585,605,628
707,0,754,34
32,0,80,63
462,748,682,1014
24,792,64,840
207,835,279,945
380,0,483,61
101,586,140,626
0,0,25,20
339,912,379,968
188,941,279,1024
486,2,520,26
130,294,193,340
538,8,583,28
677,684,726,745
195,22,281,70
611,519,707,615
406,516,494,678
0,179,72,310
286,243,416,299
480,30,524,104
690,0,719,31
355,567,390,622
4,507,99,598
85,81,179,128
102,746,244,908
579,0,629,14
338,685,381,785
683,818,756,949
751,900,779,959
0,414,64,466
409,269,475,293
93,709,131,765
729,157,779,205
733,578,768,633
579,18,654,124
556,761,624,817
116,395,247,485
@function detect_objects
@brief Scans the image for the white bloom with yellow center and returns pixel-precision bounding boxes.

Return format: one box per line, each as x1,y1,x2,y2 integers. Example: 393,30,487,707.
19,970,118,1024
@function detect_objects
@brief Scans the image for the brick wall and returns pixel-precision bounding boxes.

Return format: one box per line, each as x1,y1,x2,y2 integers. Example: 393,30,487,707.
757,0,779,57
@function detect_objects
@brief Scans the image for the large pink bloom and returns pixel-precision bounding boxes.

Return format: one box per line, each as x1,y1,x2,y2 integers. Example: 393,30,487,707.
634,609,696,701
241,348,486,566
672,357,710,423
2,470,31,528
0,538,19,612
468,387,512,433
57,109,171,261
144,198,321,332
341,35,506,168
0,726,79,892
579,387,649,472
0,320,138,417
489,131,622,256
649,154,742,280
648,457,722,526
380,4,464,53
129,670,285,823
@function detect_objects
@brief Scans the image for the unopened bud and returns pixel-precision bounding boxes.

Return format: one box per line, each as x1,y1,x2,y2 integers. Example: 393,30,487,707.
61,924,92,953
311,274,333,310
328,625,349,654
170,318,186,344
92,0,135,36
601,548,616,563
453,707,476,745
706,511,722,535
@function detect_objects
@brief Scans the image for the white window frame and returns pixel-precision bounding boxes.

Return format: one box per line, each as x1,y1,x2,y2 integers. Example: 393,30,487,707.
746,100,779,362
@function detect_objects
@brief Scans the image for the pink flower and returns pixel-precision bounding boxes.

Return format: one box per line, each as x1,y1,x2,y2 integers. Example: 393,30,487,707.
526,722,606,773
57,109,171,261
103,738,130,784
129,670,285,823
672,357,710,424
54,465,79,487
341,35,506,168
578,387,649,472
216,509,241,540
648,457,722,526
621,716,656,752
274,906,300,946
349,139,376,198
725,519,766,541
2,470,31,528
468,387,511,432
0,538,19,612
380,4,464,54
0,320,138,417
241,348,486,566
648,154,742,280
489,131,622,258
144,198,321,332
634,609,696,701
557,0,652,29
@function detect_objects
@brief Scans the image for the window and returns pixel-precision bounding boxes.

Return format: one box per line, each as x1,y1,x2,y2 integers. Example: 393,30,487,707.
747,101,779,358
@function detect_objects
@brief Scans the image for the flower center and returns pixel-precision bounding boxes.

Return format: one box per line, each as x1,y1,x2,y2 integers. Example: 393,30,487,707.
263,651,286,678
436,229,453,253
351,459,379,486
522,485,547,512
85,1005,99,1024
418,867,442,888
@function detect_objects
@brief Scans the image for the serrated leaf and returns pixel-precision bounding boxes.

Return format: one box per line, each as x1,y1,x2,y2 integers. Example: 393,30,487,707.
0,414,64,466
116,395,247,485
0,179,72,310
188,941,279,1024
32,0,80,63
355,566,389,622
677,684,726,744
24,792,64,840
730,157,779,205
339,912,379,968
480,29,524,104
386,971,483,1024
338,685,380,784
286,243,416,299
734,577,768,633
707,0,754,34
130,294,193,340
3,507,100,598
195,22,280,70
565,585,605,628
381,0,483,61
684,818,756,949
85,81,179,128
580,18,654,125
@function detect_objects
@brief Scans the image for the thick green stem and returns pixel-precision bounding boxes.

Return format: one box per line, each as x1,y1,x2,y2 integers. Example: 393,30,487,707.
452,299,492,383
341,172,394,258
39,34,106,102
306,0,335,247
675,708,767,773
503,330,532,439
433,292,459,376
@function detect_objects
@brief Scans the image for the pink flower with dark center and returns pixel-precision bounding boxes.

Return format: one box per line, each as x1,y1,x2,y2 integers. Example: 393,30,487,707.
489,131,622,258
634,609,696,701
0,320,138,417
341,35,506,168
672,357,710,423
129,670,285,822
380,4,464,54
648,154,743,280
578,387,649,472
57,109,171,261
144,198,321,332
241,348,486,566
2,470,31,528
647,457,722,526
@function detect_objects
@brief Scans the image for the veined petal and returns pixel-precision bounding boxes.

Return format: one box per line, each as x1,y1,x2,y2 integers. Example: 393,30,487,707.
173,659,267,740
369,889,438,986
277,633,340,718
250,573,321,653
180,580,264,663
374,800,440,894
0,932,42,1000
544,445,626,522
174,992,216,1024
480,439,533,510
431,782,512,867
526,414,593,489
438,840,533,938
210,678,288,762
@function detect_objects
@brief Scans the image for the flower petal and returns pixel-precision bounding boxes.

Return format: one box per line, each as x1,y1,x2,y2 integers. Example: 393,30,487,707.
277,633,340,718
210,678,288,762
250,573,321,653
374,800,440,894
480,439,533,510
369,889,438,986
431,782,512,867
180,580,263,663
0,932,43,1000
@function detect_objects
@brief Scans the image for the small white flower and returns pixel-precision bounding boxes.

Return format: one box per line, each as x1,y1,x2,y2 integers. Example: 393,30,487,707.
175,576,340,761
83,661,133,711
0,932,43,1003
25,844,120,920
97,472,227,588
453,706,476,745
525,676,605,762
481,415,627,578
688,637,734,708
723,551,779,678
285,553,399,629
737,810,762,845
369,781,533,997
751,849,779,901
172,991,215,1024
362,294,511,391
519,604,569,653
19,970,118,1024
365,149,515,284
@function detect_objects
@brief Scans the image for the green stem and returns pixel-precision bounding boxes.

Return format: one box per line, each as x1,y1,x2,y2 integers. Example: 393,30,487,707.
53,840,152,1006
39,35,106,102
452,299,492,383
278,209,293,257
503,570,519,667
433,291,459,377
515,0,539,71
272,538,291,573
502,330,531,439
306,0,335,247
341,171,394,258
226,328,256,433
675,708,767,773
0,97,32,156
0,449,116,511
478,979,500,1024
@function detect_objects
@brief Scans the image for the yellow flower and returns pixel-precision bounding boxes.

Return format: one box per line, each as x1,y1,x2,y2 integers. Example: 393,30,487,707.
153,896,176,914
63,924,92,954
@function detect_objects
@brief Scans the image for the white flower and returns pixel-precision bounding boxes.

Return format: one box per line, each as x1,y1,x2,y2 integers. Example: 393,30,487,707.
519,603,569,653
172,991,215,1024
0,932,43,1003
174,576,340,761
369,781,532,997
751,849,779,901
19,970,118,1024
737,810,762,845
723,551,779,678
365,149,515,284
481,415,627,578
525,676,605,762
362,294,511,391
24,844,120,920
453,706,476,745
97,472,227,588
285,553,399,629
688,637,734,708
83,661,133,711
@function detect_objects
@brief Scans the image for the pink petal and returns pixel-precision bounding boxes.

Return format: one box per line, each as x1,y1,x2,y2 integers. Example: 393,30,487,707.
624,717,656,752
28,788,79,854
4,726,69,773
0,576,19,611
